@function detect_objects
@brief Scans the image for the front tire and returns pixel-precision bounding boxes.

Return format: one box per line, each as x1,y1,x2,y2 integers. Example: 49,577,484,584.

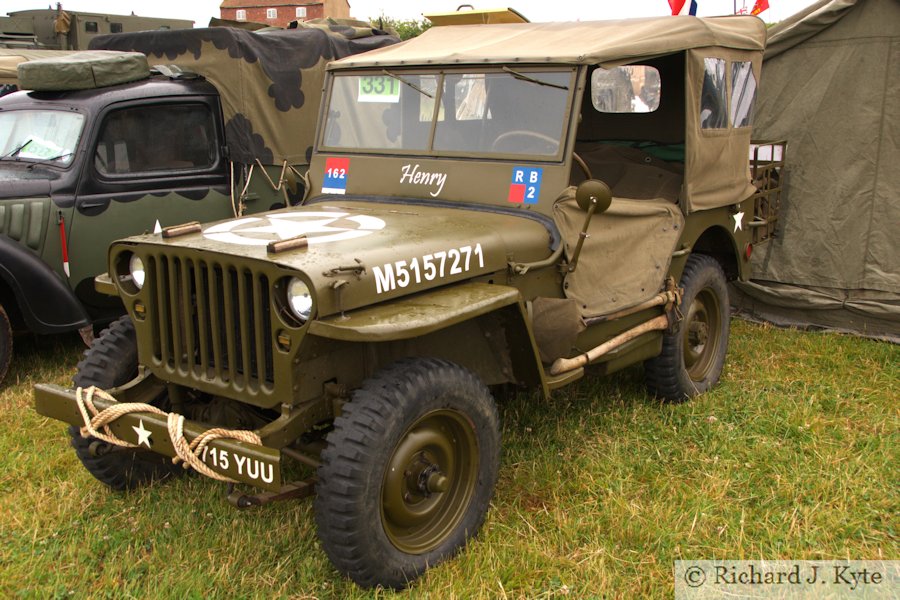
68,315,183,490
315,358,500,589
645,254,730,402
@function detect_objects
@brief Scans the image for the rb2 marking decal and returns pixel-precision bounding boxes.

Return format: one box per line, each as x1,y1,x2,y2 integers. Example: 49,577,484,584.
508,167,542,205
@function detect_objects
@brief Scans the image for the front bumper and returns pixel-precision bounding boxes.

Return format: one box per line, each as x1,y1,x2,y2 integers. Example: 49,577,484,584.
34,383,282,492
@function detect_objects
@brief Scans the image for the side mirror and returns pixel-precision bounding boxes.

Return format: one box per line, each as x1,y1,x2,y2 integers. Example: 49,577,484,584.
575,179,612,214
567,179,613,274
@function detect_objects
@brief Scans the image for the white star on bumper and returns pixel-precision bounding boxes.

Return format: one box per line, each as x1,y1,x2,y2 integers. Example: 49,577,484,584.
132,419,152,448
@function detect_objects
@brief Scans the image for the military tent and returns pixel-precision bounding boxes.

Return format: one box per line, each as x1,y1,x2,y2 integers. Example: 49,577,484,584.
734,0,899,341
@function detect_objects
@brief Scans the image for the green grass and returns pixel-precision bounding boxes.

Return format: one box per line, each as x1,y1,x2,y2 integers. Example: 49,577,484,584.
0,320,896,598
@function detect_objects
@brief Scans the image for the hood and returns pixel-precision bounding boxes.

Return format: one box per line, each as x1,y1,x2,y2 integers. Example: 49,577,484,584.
124,197,556,316
0,165,54,198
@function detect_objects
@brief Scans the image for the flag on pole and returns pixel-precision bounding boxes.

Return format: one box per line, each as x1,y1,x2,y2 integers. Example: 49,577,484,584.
751,0,769,15
669,0,698,15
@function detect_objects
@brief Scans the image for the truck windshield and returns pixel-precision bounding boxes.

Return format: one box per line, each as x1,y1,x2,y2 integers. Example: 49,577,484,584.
322,68,573,159
0,110,84,166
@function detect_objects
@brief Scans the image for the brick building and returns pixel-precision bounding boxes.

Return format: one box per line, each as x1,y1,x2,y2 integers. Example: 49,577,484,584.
219,1,350,28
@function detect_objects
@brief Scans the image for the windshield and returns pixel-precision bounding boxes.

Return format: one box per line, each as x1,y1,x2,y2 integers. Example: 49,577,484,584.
321,68,573,159
0,110,84,166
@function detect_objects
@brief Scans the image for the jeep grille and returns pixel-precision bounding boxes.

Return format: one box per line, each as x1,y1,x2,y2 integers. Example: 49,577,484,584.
145,254,275,395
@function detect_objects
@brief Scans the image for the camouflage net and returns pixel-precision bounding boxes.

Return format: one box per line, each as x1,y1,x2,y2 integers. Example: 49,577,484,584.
75,385,263,483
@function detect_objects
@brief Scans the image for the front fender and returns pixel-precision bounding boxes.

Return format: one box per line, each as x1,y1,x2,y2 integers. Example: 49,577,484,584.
309,281,549,397
309,282,520,342
0,234,91,333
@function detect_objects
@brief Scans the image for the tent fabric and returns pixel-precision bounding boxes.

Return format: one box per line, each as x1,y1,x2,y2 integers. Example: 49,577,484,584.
330,16,766,69
734,0,899,341
90,26,397,166
763,0,859,57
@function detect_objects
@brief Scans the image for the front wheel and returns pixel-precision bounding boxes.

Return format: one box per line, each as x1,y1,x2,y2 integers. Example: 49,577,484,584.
315,358,500,589
645,254,730,402
68,315,184,490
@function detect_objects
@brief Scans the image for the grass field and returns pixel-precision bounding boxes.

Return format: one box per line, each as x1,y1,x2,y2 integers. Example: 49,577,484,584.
1,319,896,598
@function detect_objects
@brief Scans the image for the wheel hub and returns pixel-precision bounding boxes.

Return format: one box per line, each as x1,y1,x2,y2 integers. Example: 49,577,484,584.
682,288,722,381
381,410,478,554
401,455,448,499
688,320,709,346
425,469,449,494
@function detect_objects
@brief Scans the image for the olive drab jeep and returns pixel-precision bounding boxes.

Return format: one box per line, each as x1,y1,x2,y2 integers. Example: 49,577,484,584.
34,15,783,589
0,22,396,384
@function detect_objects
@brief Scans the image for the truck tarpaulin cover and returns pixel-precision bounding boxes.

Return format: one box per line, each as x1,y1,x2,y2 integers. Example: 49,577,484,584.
90,21,398,166
734,0,899,341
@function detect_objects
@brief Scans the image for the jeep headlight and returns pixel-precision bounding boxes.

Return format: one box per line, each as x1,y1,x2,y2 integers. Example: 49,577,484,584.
129,254,146,290
286,277,313,323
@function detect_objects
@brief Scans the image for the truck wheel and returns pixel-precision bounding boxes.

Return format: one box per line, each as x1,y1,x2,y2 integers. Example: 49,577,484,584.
315,358,500,589
0,304,11,385
645,254,730,402
68,315,183,490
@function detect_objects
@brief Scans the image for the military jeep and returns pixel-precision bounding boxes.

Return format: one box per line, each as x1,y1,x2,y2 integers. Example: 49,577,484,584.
35,16,781,588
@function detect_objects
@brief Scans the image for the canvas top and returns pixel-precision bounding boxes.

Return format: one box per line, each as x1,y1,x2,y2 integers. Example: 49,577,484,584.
331,15,766,69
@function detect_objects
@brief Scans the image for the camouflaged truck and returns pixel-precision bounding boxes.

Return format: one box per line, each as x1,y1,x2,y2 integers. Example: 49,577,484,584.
0,23,396,383
34,16,783,589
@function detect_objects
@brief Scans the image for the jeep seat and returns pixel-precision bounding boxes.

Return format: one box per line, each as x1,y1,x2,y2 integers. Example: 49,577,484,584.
570,143,683,203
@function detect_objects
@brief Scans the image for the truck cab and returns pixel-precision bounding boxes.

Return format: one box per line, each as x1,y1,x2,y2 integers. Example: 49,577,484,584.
0,72,231,376
1,23,397,383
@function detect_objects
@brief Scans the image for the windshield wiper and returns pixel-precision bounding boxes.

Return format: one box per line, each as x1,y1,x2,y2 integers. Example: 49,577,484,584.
382,69,433,98
26,152,74,169
1,138,33,160
502,66,569,91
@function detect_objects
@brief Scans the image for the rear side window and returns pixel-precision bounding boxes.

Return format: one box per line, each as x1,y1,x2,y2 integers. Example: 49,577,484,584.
700,58,727,129
94,104,218,176
731,61,757,128
591,65,661,113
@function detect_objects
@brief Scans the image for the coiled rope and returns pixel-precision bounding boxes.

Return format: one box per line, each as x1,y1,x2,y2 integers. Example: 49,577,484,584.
75,386,263,483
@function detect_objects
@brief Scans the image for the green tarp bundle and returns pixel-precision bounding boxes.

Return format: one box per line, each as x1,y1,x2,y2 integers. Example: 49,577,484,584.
734,0,899,341
17,51,149,91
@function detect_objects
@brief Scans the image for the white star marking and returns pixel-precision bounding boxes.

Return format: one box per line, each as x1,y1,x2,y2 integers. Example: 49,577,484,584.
733,211,745,233
203,211,386,246
153,219,162,234
239,215,349,240
132,419,152,448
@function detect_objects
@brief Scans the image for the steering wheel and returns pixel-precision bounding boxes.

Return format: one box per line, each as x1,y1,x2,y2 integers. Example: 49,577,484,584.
491,130,559,154
572,152,592,180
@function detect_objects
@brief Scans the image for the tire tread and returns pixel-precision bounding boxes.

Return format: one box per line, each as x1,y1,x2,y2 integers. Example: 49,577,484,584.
315,357,499,589
645,254,730,402
68,315,182,491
